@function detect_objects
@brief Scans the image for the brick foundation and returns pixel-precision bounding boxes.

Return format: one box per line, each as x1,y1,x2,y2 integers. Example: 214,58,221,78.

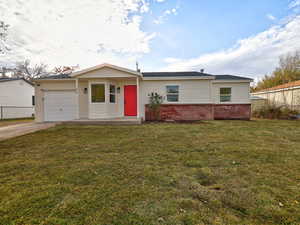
145,104,214,121
213,104,251,120
145,104,251,121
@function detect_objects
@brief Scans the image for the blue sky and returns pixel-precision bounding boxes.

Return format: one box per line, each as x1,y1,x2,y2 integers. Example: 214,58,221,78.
142,0,289,68
1,0,300,79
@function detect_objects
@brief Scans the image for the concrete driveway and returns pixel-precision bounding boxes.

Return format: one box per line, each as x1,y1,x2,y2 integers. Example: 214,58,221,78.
0,122,57,141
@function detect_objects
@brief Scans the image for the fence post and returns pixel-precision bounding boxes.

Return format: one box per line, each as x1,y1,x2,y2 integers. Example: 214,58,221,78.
0,106,2,120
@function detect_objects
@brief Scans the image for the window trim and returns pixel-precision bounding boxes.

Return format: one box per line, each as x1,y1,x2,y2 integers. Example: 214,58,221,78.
166,84,180,103
109,84,116,104
219,87,232,103
90,82,106,104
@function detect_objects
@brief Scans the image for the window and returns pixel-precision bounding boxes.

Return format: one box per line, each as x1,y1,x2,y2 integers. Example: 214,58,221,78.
91,84,105,103
109,84,116,103
220,87,231,102
166,85,179,102
32,96,35,106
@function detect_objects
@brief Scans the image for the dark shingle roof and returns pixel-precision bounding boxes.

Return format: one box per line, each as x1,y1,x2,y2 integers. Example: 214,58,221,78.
142,72,214,77
214,75,253,80
38,73,72,79
35,72,252,81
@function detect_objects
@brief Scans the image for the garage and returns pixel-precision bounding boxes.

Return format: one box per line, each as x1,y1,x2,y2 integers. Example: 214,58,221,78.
44,91,78,121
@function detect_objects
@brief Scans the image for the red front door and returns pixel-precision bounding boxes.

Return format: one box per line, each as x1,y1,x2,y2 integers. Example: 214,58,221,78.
124,85,137,116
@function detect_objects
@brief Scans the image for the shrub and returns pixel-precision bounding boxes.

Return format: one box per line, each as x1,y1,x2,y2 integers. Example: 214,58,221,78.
148,92,164,121
252,102,299,119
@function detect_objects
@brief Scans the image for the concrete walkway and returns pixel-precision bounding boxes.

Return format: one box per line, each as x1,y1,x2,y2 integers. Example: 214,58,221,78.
0,122,57,141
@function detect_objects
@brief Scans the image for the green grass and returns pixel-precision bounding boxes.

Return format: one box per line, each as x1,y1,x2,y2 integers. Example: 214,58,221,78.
0,120,300,225
0,118,34,127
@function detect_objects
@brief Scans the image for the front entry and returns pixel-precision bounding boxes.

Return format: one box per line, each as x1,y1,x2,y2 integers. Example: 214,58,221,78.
124,85,137,116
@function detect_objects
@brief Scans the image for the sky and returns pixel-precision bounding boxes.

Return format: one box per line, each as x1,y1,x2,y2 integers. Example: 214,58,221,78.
0,0,300,80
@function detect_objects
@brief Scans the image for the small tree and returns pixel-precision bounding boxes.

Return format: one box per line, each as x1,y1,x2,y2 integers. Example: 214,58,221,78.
52,65,79,74
13,59,48,80
148,92,164,121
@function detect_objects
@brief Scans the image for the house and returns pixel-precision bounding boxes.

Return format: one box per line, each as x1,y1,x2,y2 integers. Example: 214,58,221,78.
34,63,253,122
0,78,35,119
252,80,300,111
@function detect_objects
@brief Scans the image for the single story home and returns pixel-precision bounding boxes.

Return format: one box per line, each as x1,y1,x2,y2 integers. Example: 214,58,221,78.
34,63,253,122
0,78,35,119
252,80,300,112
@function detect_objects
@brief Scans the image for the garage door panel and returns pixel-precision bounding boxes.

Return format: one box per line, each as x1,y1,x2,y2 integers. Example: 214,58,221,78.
44,91,78,121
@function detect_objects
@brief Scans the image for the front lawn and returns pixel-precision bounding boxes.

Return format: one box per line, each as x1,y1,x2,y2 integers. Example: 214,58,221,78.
0,120,299,225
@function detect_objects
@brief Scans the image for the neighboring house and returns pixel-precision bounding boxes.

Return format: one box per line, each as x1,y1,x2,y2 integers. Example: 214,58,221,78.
0,78,35,119
252,80,300,111
34,63,253,122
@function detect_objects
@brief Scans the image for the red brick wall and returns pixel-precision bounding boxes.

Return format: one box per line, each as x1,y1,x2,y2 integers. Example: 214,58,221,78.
145,104,251,121
145,104,214,121
213,104,251,120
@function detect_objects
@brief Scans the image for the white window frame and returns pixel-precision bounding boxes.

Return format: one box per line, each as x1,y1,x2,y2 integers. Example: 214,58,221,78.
219,87,232,103
109,84,116,104
89,82,106,104
166,84,180,103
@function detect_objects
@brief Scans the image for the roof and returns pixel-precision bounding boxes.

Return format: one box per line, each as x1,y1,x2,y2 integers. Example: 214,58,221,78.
38,73,72,80
34,63,252,81
142,72,252,81
254,80,300,93
36,72,252,81
0,77,34,86
71,63,142,77
214,75,253,80
142,71,214,77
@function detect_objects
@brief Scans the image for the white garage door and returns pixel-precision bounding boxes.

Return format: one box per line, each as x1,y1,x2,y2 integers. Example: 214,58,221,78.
44,91,78,121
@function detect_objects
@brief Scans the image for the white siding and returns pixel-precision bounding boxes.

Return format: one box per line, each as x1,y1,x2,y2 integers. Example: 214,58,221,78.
212,82,250,104
139,80,213,118
0,80,34,119
77,67,137,78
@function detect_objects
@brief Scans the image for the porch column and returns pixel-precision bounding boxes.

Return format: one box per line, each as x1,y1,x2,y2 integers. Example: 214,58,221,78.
136,76,140,118
75,78,80,119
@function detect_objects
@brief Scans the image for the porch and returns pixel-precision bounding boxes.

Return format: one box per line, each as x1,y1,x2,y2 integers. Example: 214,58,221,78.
62,117,142,125
37,64,144,122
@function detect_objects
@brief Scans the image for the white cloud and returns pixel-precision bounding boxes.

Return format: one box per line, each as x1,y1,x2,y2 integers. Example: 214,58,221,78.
289,0,300,9
154,7,178,24
0,0,155,69
155,0,166,2
267,14,276,21
162,15,300,78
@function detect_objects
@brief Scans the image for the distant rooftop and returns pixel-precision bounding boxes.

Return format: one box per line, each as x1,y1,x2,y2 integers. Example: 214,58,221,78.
253,80,300,93
0,77,33,85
